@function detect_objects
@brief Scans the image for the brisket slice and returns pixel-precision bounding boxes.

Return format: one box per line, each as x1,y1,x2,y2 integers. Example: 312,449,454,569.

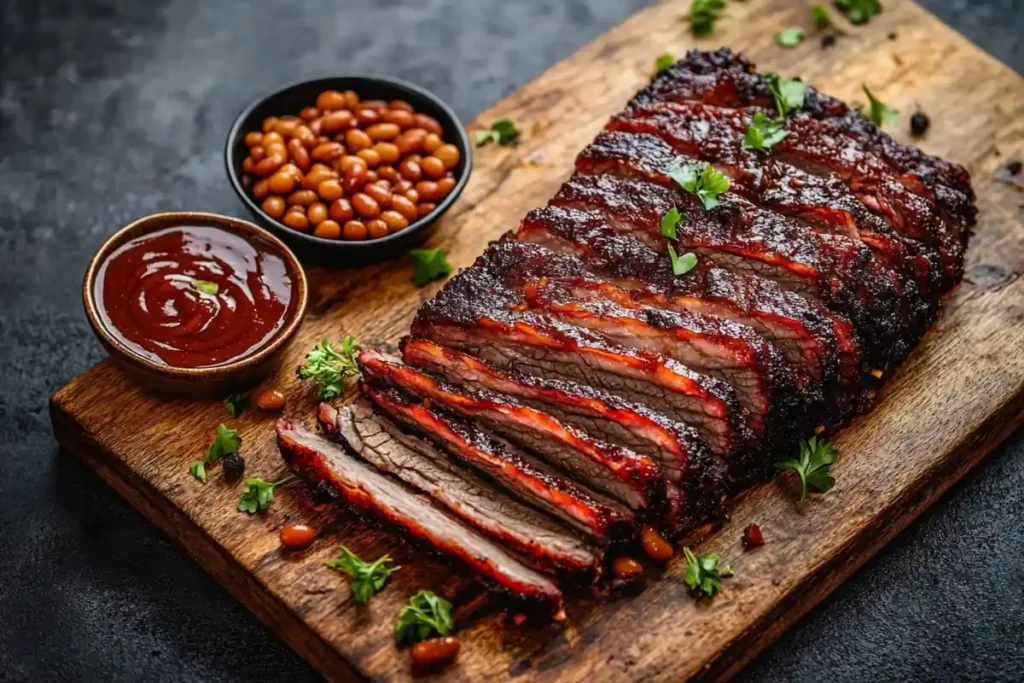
400,337,728,524
628,48,975,238
358,348,667,515
609,101,956,293
410,264,751,456
319,400,600,578
363,385,635,543
276,419,563,606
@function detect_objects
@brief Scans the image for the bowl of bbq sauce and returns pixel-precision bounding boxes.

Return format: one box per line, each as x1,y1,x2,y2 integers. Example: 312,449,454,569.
84,212,308,397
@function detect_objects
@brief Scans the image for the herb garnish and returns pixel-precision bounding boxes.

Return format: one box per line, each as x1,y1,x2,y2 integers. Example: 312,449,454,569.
409,247,453,287
655,53,675,73
743,112,789,152
660,206,683,239
835,0,882,25
192,279,219,295
767,73,807,118
682,0,727,37
811,5,844,32
775,27,805,48
395,590,454,646
776,435,837,502
189,424,242,483
475,118,520,147
223,393,247,417
683,547,733,597
237,474,297,514
667,245,698,276
667,163,731,211
326,546,401,604
298,337,361,400
859,84,899,127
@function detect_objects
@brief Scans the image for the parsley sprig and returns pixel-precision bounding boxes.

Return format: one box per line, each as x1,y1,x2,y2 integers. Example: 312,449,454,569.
683,547,733,597
835,0,882,25
192,279,219,295
667,163,731,211
475,118,520,147
298,337,361,400
223,393,247,418
660,207,698,276
775,27,805,48
409,247,453,287
189,424,241,483
394,590,454,646
858,84,899,127
743,112,789,152
682,0,727,37
326,546,401,604
776,435,837,502
655,53,674,74
237,474,297,514
767,73,807,118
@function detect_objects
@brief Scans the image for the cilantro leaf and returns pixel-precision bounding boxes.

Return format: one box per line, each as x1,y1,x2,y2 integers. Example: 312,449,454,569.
859,84,899,127
475,117,520,147
775,27,805,48
667,163,730,211
297,337,361,400
681,0,727,37
189,460,207,483
666,163,699,193
660,207,683,239
743,112,790,152
767,73,806,118
192,279,219,295
205,424,241,465
835,0,882,25
655,53,674,73
394,590,454,646
326,546,401,604
683,547,732,597
775,435,837,502
409,247,453,287
223,393,248,418
667,245,698,277
237,474,296,514
811,5,843,32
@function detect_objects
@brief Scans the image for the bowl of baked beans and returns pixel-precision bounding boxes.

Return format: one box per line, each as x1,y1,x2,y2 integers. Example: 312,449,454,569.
225,76,471,262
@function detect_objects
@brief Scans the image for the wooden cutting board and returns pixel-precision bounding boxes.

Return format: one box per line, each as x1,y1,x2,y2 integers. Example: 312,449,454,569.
50,1,1024,680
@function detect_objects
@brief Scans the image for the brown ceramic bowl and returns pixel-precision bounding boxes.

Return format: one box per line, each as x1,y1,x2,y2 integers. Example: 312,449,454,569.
83,211,308,397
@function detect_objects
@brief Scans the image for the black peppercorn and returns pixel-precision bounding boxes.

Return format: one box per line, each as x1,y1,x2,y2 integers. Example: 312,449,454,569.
910,111,930,136
821,35,837,48
222,452,246,482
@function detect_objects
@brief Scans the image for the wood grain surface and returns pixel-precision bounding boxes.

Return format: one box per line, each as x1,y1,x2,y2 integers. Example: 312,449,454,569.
49,0,1024,680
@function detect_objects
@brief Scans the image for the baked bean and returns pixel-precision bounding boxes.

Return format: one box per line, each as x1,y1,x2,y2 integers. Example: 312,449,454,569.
640,525,673,561
293,124,316,148
329,198,354,223
361,99,389,112
405,154,422,164
355,108,380,126
344,128,373,151
261,131,284,148
262,196,286,218
391,195,418,222
393,179,413,195
273,118,300,136
322,109,353,134
415,180,440,202
307,202,328,225
303,164,335,189
282,210,309,231
409,637,460,668
249,146,266,163
373,142,401,165
244,131,263,147
311,142,345,163
264,142,288,160
342,162,368,193
377,165,400,183
314,219,342,239
434,144,460,169
261,116,279,133
363,183,392,209
342,219,367,240
337,155,364,173
242,156,254,174
299,106,320,121
420,156,447,180
287,189,318,207
256,388,287,411
253,154,285,177
309,118,323,135
317,134,331,144
351,192,381,219
366,122,401,141
390,99,414,112
383,109,416,130
380,210,409,233
416,202,437,218
366,219,389,239
435,177,456,198
404,189,420,204
398,157,423,182
317,178,344,202
342,90,360,109
395,128,427,155
422,133,443,154
414,113,443,135
365,170,378,184
252,178,270,199
268,169,297,195
287,139,311,171
612,556,644,580
279,523,315,549
356,148,381,168
316,90,347,111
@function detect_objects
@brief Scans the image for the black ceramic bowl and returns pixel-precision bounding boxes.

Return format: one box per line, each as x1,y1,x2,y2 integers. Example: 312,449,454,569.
225,75,472,264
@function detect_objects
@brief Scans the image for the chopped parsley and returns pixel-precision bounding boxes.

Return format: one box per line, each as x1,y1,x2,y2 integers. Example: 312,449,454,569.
192,279,219,295
394,590,454,646
812,4,843,32
776,435,837,502
667,245,698,276
775,27,805,48
237,474,297,514
660,206,683,239
743,112,789,152
189,424,242,483
681,0,727,37
409,247,453,287
474,117,520,147
326,546,401,604
683,547,732,597
655,53,675,73
223,393,247,418
767,73,807,118
859,84,899,127
667,162,731,211
835,0,882,25
298,337,360,400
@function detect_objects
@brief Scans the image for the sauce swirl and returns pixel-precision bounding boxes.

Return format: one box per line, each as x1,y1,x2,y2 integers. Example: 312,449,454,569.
95,226,295,368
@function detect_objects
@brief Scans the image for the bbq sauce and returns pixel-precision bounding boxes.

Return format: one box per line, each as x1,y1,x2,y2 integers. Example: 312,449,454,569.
95,226,295,368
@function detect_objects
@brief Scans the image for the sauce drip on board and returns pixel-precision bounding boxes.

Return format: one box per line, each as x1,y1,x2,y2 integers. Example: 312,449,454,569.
96,226,295,368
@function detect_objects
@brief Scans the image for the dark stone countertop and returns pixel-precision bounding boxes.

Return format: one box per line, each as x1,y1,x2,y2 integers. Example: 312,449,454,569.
1,1,1021,681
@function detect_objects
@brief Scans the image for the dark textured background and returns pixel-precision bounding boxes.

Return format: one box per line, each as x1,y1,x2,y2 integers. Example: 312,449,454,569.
1,1,1022,681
